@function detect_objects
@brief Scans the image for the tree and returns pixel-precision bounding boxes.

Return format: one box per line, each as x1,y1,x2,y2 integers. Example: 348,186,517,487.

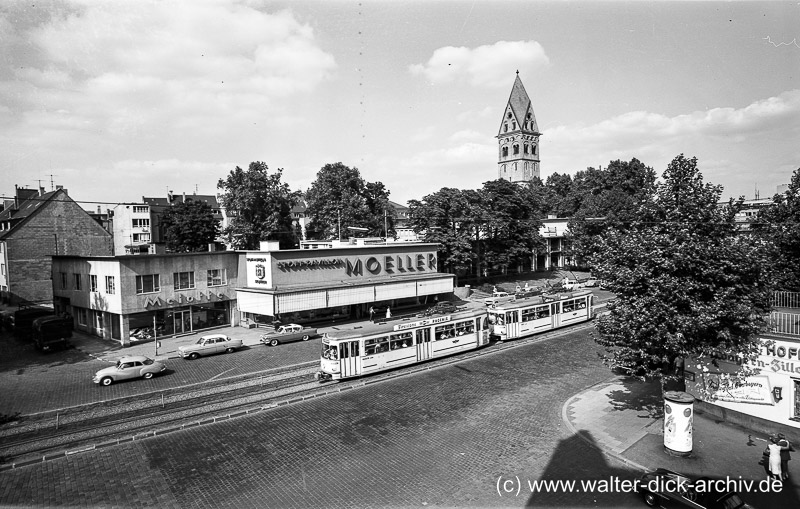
304,162,395,240
160,199,220,252
753,167,800,291
407,188,477,276
590,155,774,393
217,162,301,250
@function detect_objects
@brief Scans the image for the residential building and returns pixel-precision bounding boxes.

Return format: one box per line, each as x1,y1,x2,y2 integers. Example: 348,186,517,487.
0,186,113,305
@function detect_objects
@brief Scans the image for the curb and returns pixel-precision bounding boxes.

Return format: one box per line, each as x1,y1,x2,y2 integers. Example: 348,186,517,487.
560,376,649,474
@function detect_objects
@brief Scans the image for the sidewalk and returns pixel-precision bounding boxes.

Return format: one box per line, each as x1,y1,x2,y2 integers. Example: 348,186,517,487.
563,376,800,508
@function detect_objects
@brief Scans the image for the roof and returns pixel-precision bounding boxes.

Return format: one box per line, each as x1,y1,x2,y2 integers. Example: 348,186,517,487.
501,74,540,134
143,193,220,209
0,189,64,240
387,200,408,211
115,355,154,362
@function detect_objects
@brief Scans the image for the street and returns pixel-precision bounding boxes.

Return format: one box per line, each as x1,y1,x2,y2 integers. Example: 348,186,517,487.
0,327,647,508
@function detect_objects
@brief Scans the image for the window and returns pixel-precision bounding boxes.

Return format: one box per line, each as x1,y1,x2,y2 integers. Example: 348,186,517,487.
532,145,537,155
364,336,389,355
513,144,520,155
1,263,4,276
60,272,67,290
132,233,150,243
90,275,98,292
524,144,529,154
503,123,508,133
207,269,227,287
133,206,149,214
389,332,413,350
512,121,516,130
105,276,115,294
174,271,195,290
78,308,88,326
136,274,160,294
132,218,150,228
501,147,508,157
73,273,82,291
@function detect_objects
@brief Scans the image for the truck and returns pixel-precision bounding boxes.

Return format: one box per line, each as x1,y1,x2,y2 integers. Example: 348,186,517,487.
31,315,73,351
13,307,55,340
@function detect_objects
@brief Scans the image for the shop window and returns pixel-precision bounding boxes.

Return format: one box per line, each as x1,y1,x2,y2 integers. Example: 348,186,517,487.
73,273,82,291
90,275,98,292
105,276,115,294
207,269,227,287
136,274,160,294
174,271,195,290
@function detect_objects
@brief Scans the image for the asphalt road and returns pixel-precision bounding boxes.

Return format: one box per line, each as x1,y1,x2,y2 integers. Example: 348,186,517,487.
0,327,648,508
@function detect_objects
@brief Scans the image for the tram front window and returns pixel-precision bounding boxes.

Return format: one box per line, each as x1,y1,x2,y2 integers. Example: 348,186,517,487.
322,344,338,360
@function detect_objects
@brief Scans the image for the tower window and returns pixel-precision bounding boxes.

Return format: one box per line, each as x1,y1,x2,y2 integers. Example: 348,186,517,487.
502,147,508,157
524,144,529,154
532,145,537,156
507,112,513,119
512,122,516,130
513,144,520,155
504,123,508,133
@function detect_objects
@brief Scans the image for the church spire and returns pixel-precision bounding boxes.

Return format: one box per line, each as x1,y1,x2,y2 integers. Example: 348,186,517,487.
497,74,541,183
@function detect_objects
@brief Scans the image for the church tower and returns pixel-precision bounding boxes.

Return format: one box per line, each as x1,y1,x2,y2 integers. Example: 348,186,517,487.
497,72,540,183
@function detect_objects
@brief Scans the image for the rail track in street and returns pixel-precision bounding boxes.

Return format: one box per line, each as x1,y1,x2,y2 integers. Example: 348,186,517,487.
0,321,595,470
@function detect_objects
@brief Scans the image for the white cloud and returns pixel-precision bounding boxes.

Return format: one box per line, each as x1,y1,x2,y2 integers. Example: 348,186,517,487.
409,40,549,88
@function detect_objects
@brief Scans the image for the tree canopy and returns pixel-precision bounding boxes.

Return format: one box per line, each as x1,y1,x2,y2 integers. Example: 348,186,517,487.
753,167,800,291
304,162,395,240
160,199,220,253
217,162,301,250
589,154,774,390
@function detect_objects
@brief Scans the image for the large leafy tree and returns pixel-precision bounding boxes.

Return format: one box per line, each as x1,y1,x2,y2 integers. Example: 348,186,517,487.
160,199,220,253
304,162,395,240
217,162,301,250
753,167,800,291
407,188,477,275
479,179,543,274
590,154,774,391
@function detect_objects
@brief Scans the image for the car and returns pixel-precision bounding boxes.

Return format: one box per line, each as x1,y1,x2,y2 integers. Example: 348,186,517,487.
92,355,166,386
178,334,244,359
638,469,754,508
484,291,513,306
260,323,318,347
431,301,458,314
583,278,599,288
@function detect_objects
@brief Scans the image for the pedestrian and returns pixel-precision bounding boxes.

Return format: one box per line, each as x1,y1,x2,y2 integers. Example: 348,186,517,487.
767,434,790,481
385,307,392,319
778,433,792,480
369,306,375,322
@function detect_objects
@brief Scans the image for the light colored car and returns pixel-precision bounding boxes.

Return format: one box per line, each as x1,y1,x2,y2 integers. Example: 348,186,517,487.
484,292,513,306
178,334,244,359
93,355,166,386
260,324,318,347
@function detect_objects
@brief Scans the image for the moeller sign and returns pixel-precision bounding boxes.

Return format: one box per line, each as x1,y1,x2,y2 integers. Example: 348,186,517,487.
275,253,438,277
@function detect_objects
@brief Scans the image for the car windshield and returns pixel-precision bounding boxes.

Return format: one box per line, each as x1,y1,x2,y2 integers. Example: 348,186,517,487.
143,359,154,365
717,493,744,509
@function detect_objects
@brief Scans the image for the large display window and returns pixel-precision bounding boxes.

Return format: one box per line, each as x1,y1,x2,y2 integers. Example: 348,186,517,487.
128,301,230,340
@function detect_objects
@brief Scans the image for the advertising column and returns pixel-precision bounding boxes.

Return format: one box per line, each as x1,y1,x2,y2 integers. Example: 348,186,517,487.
664,391,695,456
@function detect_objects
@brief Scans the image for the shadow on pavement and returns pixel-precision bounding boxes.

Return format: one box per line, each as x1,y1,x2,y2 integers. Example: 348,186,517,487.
605,376,664,419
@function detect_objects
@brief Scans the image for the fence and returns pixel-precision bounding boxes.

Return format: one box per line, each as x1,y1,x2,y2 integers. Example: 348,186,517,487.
772,291,800,309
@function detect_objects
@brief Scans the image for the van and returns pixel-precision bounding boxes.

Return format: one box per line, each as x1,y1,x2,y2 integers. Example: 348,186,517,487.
31,315,73,351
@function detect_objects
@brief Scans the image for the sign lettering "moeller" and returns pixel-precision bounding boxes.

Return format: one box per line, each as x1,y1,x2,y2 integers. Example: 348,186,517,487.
346,254,436,277
145,291,228,308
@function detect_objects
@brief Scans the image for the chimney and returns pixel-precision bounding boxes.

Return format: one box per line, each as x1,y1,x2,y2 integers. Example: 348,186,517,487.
39,186,45,195
168,190,174,203
14,185,18,210
183,192,186,203
97,205,101,214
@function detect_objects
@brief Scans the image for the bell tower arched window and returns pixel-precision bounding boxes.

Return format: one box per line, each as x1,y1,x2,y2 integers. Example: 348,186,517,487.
513,144,520,155
502,146,508,157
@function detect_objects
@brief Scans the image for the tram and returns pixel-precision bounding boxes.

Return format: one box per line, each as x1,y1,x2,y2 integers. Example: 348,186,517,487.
487,289,593,341
315,304,490,381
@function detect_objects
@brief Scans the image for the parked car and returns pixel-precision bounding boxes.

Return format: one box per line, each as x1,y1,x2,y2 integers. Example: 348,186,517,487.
178,334,244,359
583,279,599,288
484,291,513,306
431,301,457,314
260,324,318,346
638,469,754,508
93,355,166,386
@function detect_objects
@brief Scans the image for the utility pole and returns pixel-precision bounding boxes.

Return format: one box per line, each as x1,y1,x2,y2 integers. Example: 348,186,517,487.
384,209,388,239
337,209,341,242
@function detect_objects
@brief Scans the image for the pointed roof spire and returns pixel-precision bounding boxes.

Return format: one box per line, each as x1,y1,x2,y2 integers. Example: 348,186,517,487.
501,73,539,134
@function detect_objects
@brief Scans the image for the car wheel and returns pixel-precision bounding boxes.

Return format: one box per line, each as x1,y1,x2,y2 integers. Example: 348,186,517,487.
302,335,310,341
270,338,279,347
189,352,200,360
100,377,113,386
226,347,235,353
143,372,153,379
643,493,658,507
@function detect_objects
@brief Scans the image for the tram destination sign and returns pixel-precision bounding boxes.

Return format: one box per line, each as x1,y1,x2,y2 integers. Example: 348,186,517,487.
394,315,451,331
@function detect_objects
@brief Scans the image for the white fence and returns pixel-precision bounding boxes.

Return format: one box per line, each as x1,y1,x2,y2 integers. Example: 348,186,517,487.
769,312,800,337
773,291,800,309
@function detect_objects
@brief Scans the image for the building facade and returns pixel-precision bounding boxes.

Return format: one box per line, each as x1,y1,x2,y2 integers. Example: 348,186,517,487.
52,251,240,343
237,242,453,326
1,187,113,305
497,72,541,184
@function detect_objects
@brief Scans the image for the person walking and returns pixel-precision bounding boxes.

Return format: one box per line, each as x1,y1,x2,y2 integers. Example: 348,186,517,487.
369,306,375,322
767,434,790,481
385,307,392,319
778,433,792,480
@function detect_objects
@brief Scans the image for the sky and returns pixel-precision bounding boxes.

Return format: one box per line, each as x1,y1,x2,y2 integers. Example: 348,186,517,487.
1,0,798,212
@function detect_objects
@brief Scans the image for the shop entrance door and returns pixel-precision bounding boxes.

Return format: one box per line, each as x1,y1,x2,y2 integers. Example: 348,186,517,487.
173,310,191,334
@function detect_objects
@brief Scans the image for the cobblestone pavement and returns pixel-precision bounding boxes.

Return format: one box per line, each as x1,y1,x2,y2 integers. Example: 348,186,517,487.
0,328,645,508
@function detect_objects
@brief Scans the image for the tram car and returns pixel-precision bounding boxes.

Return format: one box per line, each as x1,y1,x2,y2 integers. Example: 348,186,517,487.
315,303,490,381
488,289,593,341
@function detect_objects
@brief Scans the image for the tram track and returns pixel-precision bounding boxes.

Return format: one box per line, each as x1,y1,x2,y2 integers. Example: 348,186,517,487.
0,321,595,470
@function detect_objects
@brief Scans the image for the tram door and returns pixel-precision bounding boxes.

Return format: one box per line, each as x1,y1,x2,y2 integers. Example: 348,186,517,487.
338,341,360,378
551,302,561,328
416,328,432,360
505,311,520,339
